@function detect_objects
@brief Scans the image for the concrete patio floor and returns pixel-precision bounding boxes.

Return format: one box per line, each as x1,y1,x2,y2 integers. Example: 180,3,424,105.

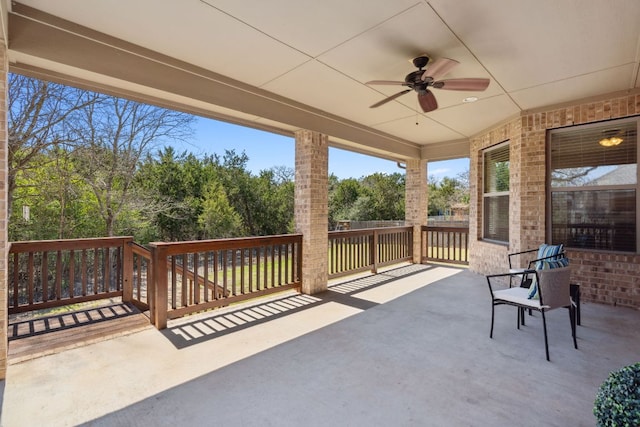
1,263,639,426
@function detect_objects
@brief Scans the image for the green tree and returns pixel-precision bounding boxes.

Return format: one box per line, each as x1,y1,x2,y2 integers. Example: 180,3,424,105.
357,172,405,220
199,180,244,238
136,147,213,241
9,147,103,240
428,171,470,217
215,150,262,235
329,177,362,225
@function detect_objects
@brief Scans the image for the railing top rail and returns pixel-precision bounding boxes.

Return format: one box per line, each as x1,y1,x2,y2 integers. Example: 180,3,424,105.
9,236,134,253
328,229,374,238
374,226,413,234
149,233,303,255
129,241,152,258
329,226,412,238
422,225,470,232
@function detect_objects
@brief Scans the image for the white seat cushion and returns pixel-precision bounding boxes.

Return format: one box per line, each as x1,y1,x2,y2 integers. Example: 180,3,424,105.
494,287,548,309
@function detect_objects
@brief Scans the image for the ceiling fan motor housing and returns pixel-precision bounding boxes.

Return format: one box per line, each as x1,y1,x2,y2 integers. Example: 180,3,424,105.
412,55,430,69
405,70,430,91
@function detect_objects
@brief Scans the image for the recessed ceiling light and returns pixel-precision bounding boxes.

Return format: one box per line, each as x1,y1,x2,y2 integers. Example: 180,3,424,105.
463,96,478,103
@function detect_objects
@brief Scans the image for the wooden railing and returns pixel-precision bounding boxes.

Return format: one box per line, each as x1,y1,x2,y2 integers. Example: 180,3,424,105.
421,226,469,265
149,234,302,328
328,226,413,279
8,237,144,314
8,226,420,327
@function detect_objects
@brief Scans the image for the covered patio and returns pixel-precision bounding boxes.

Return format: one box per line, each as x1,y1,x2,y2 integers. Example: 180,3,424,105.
0,3,639,424
2,264,639,426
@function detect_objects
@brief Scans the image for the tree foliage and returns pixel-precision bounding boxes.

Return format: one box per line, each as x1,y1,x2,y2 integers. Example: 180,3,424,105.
428,171,469,217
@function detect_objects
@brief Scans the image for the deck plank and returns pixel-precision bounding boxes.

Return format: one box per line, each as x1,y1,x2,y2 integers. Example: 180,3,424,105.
8,302,151,364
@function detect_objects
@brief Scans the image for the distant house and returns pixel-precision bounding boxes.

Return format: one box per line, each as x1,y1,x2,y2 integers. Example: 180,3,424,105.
586,164,637,186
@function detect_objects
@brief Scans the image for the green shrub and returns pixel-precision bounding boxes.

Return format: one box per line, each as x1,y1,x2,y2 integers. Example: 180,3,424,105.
594,362,640,427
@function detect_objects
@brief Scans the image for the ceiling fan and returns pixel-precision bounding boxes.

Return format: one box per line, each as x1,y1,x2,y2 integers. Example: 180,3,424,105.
365,55,490,113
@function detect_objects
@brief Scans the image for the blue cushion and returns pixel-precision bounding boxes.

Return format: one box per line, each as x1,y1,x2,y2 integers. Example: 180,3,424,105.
536,243,564,262
527,257,569,299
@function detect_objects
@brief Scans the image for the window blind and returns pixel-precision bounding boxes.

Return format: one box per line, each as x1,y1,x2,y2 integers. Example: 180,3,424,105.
550,120,637,187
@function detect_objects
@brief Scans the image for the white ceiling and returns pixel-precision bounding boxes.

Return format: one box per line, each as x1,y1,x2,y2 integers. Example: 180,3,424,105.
5,0,640,161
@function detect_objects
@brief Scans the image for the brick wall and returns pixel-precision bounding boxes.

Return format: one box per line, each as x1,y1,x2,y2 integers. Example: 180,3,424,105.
0,44,7,378
469,117,522,274
469,93,640,308
406,159,427,263
294,130,328,295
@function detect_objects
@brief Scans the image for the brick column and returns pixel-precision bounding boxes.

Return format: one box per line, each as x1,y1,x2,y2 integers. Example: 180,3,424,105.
0,44,8,378
405,158,428,263
294,130,328,294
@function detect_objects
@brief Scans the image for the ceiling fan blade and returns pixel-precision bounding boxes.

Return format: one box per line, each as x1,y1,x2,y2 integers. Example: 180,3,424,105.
422,58,459,81
370,89,412,108
366,80,407,86
418,90,438,113
433,78,490,91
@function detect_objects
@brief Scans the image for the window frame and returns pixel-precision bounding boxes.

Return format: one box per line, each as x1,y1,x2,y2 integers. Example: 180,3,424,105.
546,116,640,253
482,140,510,244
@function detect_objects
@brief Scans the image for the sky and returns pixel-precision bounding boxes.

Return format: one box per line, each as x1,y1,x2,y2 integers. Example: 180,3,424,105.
173,116,469,181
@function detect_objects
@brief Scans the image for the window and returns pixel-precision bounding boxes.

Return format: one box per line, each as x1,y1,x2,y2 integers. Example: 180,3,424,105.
483,142,510,242
549,117,638,252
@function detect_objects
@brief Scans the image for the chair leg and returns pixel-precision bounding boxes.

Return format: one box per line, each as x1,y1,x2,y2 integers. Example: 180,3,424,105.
490,303,495,338
569,305,578,349
541,310,550,361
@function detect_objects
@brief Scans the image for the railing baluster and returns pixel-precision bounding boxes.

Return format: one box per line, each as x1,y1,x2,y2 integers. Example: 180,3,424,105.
240,249,245,294
248,248,254,293
69,250,75,299
93,248,99,295
55,251,62,300
171,256,177,309
231,249,237,296
193,252,200,305
81,250,87,297
213,251,219,300
104,248,111,293
12,253,19,308
203,252,209,303
26,252,34,306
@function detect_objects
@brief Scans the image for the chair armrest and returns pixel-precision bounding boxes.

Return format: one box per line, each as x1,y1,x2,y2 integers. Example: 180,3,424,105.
526,251,566,269
507,248,538,269
486,270,536,295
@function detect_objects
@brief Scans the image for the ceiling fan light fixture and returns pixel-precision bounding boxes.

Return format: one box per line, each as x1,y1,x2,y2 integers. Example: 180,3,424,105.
599,136,623,147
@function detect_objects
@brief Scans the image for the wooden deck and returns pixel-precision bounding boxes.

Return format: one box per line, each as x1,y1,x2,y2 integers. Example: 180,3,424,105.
8,302,151,364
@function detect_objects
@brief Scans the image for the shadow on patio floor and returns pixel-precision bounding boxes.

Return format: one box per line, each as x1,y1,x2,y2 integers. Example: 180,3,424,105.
163,263,439,349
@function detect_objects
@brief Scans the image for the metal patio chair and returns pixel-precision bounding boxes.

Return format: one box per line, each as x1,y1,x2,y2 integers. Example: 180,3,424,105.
486,266,578,361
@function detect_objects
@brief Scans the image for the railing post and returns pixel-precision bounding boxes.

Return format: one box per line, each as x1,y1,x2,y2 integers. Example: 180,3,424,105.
150,244,168,329
408,227,413,260
122,238,133,303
